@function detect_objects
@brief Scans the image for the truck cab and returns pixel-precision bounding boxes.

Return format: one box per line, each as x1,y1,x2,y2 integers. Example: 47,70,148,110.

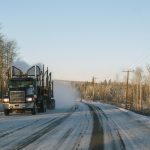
3,77,38,115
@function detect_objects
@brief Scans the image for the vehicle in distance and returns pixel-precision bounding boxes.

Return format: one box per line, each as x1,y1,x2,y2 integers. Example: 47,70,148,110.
3,65,55,115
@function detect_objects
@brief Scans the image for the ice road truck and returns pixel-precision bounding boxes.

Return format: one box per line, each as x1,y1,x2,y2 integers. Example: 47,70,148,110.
3,65,55,115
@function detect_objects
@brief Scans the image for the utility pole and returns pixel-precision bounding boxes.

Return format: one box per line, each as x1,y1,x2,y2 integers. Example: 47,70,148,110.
92,76,99,101
123,70,134,109
92,76,96,101
91,76,100,101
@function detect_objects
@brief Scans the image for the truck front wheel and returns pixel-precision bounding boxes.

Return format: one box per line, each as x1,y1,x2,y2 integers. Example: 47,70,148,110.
52,101,55,110
4,109,10,116
41,101,46,112
31,106,36,115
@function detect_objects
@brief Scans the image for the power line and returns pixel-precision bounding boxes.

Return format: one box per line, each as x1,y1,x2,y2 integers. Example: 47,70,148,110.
129,49,150,69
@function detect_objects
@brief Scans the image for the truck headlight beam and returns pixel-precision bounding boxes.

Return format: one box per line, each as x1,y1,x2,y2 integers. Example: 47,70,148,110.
3,98,9,103
26,97,33,102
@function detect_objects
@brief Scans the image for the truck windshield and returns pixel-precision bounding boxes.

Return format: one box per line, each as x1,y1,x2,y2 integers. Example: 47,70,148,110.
9,80,34,88
26,87,34,96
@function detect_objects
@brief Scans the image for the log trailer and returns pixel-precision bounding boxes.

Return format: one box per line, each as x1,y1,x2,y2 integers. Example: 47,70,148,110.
2,65,55,115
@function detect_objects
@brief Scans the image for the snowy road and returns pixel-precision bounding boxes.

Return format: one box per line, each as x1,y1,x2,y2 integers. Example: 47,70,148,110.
0,102,92,150
1,101,150,150
89,102,150,150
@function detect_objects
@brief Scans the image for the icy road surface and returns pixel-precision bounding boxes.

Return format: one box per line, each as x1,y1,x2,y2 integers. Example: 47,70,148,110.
88,102,150,150
0,103,92,150
1,101,150,150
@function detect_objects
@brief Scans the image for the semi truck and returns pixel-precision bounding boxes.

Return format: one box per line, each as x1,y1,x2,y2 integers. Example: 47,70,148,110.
2,65,55,115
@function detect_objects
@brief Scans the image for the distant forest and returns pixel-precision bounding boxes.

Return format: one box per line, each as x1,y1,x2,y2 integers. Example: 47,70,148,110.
76,67,150,115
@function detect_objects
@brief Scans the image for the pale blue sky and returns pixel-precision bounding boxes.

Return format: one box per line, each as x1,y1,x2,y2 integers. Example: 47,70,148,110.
0,0,150,81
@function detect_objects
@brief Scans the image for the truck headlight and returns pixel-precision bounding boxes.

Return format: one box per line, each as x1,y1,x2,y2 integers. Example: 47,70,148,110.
3,98,9,103
26,97,33,102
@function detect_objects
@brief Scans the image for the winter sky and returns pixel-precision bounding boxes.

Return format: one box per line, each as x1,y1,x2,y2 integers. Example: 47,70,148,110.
0,0,150,81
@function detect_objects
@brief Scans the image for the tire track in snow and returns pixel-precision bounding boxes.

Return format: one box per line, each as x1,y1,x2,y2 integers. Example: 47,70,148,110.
0,119,40,138
25,103,92,150
0,118,58,149
72,106,92,150
87,104,104,150
95,106,126,150
13,110,75,150
96,106,126,150
87,103,126,150
52,128,74,150
0,116,60,139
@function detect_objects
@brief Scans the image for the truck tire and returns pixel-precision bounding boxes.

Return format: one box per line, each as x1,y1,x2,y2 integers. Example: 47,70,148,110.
42,104,47,112
41,101,46,112
52,102,55,110
52,100,55,110
4,109,10,116
31,106,36,115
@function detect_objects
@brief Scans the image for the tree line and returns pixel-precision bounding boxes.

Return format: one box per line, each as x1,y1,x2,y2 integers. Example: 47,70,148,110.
0,30,17,97
76,67,150,115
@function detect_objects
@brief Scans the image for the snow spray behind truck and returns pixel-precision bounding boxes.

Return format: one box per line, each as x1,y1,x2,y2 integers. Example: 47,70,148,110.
3,65,55,115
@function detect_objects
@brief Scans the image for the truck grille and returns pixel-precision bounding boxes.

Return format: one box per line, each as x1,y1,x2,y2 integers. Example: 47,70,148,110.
10,91,25,102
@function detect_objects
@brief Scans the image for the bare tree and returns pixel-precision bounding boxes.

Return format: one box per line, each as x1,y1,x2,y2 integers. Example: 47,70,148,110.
146,65,150,110
0,31,18,97
132,67,143,111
